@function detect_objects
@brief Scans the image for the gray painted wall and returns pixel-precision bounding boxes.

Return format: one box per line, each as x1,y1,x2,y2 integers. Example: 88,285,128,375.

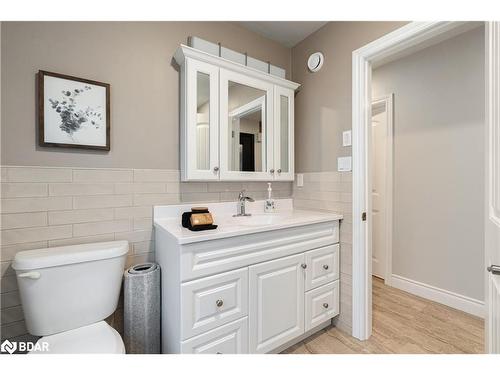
291,21,408,173
1,22,291,169
372,26,485,301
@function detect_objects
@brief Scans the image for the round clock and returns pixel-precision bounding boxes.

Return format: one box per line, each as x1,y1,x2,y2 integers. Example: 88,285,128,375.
307,52,324,72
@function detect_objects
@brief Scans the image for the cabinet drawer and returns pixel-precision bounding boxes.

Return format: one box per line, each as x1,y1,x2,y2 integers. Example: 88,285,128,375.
181,317,248,354
181,267,248,340
305,280,339,331
305,244,339,291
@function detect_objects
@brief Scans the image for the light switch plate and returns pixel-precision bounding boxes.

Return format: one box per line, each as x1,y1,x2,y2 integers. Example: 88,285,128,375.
337,156,352,172
342,130,352,147
296,173,304,187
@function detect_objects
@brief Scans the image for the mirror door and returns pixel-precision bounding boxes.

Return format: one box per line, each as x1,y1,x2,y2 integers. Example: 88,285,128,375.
274,86,294,180
219,69,274,180
183,58,219,180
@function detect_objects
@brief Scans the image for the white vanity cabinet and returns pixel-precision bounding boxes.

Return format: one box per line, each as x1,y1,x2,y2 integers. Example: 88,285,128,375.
174,45,300,182
154,200,342,354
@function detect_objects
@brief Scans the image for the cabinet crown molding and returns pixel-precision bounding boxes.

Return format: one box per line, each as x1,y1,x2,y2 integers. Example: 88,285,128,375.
174,45,301,91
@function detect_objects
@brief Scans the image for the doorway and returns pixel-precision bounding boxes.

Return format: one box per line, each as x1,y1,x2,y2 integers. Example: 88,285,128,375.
240,132,256,171
351,22,499,353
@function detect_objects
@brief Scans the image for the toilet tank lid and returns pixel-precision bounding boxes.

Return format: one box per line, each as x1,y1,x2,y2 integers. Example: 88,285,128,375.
12,241,129,271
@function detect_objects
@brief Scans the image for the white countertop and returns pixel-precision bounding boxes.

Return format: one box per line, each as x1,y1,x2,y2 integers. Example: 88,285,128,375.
154,199,343,244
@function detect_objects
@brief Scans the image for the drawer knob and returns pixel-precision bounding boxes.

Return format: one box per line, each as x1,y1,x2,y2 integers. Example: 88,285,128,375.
216,299,224,307
323,303,329,309
323,264,329,270
301,263,307,269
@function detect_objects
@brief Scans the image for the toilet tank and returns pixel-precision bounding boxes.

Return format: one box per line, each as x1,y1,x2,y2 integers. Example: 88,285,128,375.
12,241,129,336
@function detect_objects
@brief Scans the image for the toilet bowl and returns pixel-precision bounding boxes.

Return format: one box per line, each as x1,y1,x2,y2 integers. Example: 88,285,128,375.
12,241,129,354
29,321,125,354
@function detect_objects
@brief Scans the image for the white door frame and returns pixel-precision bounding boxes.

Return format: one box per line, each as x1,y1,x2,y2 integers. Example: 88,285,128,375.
485,22,500,354
371,94,394,284
351,21,486,340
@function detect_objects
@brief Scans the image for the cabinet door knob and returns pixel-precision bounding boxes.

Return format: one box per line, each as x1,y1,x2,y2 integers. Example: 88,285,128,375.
323,303,329,309
277,169,282,174
323,264,329,270
301,263,307,269
270,169,275,174
216,352,222,354
216,299,224,307
213,166,219,172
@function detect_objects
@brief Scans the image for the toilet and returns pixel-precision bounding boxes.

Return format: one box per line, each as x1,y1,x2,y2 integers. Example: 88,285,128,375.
12,240,129,354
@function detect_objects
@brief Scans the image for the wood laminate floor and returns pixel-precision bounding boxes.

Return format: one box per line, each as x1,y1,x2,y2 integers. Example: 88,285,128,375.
283,276,484,354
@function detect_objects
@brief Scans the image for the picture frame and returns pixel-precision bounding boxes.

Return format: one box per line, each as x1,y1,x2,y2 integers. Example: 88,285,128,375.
38,70,111,151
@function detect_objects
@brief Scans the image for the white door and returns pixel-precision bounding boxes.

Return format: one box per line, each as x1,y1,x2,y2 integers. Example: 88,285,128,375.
248,253,305,353
371,97,392,280
485,22,500,354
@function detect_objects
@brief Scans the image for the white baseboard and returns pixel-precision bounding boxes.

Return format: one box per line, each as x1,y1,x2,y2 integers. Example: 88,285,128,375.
390,274,485,318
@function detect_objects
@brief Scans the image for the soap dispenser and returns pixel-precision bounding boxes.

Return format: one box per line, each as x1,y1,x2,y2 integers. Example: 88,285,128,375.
265,183,275,213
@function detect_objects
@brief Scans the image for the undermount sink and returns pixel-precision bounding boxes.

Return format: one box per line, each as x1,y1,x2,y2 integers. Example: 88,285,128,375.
230,213,292,227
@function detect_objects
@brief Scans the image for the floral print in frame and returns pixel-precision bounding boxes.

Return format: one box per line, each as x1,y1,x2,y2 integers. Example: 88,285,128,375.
38,70,110,150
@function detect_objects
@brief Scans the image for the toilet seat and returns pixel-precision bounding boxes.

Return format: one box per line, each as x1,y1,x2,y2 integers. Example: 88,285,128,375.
29,321,125,354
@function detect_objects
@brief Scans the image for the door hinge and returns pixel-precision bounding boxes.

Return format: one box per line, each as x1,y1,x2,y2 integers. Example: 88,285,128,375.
362,212,367,221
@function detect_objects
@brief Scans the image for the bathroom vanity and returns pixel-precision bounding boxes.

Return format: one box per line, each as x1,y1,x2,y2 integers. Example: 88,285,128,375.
154,199,342,353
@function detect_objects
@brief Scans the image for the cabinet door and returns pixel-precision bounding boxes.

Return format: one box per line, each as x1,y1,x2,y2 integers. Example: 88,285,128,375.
249,253,305,353
219,68,274,181
181,58,219,181
273,86,294,181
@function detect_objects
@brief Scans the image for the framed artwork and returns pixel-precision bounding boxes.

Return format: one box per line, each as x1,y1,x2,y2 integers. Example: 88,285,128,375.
38,70,110,150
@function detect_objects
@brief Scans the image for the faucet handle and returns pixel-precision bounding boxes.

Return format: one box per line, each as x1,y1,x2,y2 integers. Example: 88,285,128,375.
238,190,254,202
238,190,246,200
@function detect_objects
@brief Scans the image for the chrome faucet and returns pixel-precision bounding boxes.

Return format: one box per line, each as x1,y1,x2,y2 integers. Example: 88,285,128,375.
234,190,255,217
